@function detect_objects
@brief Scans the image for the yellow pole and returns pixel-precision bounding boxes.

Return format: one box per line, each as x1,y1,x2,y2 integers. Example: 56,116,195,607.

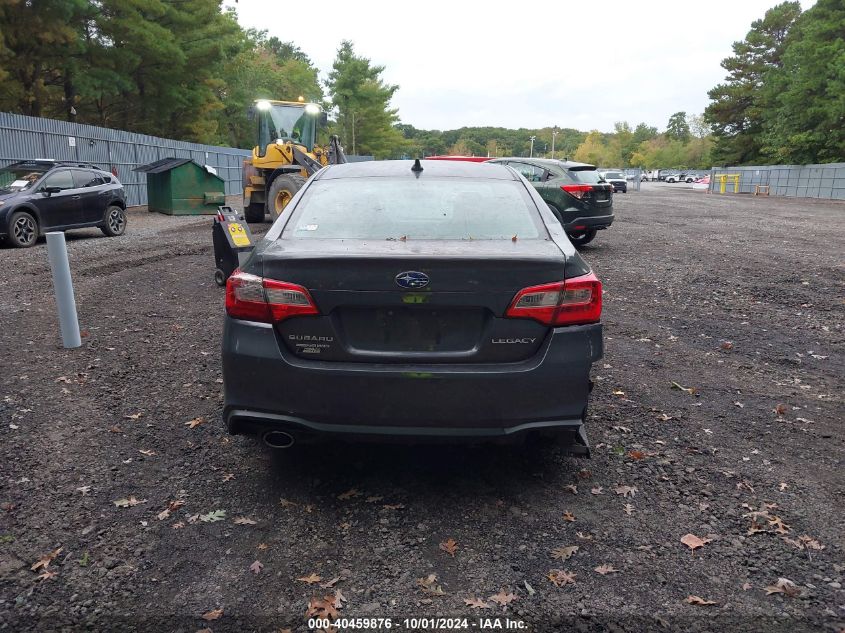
719,174,727,194
733,174,740,192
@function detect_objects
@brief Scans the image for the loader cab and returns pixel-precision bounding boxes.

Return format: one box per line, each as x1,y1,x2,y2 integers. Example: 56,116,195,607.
253,100,325,156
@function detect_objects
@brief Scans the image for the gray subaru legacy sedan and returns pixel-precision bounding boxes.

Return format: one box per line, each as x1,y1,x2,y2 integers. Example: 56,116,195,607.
222,160,603,454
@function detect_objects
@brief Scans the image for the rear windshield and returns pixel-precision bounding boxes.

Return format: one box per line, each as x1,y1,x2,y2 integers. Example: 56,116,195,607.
283,178,543,240
568,168,602,184
0,165,49,193
604,171,625,179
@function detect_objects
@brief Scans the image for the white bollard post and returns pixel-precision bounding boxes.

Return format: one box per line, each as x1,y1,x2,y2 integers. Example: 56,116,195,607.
46,232,82,349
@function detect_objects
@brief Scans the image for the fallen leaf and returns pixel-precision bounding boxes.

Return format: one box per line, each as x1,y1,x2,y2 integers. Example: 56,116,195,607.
233,516,257,525
685,595,717,606
138,449,156,456
36,570,58,582
680,533,711,551
76,486,91,495
320,576,340,589
779,482,788,491
594,564,620,575
576,531,593,541
199,510,226,523
670,381,696,395
464,597,489,609
551,546,578,560
201,608,223,621
171,522,185,529
298,572,322,584
249,560,263,575
546,570,576,587
334,589,347,609
222,473,235,482
657,413,673,421
113,496,145,508
614,485,638,498
365,495,383,503
611,425,632,433
562,511,576,522
156,508,171,521
306,596,339,620
564,484,578,495
511,235,517,242
769,516,790,534
742,582,752,590
612,389,625,396
774,404,787,416
765,578,799,597
31,547,63,571
337,488,361,500
624,503,635,516
524,580,535,596
279,498,298,508
185,416,205,429
257,543,268,550
383,503,405,510
628,450,647,460
439,538,458,557
124,412,143,420
720,341,734,350
488,589,518,605
591,486,604,495
417,573,445,595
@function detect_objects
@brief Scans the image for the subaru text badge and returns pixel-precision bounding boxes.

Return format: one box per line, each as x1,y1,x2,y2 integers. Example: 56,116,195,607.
395,271,429,289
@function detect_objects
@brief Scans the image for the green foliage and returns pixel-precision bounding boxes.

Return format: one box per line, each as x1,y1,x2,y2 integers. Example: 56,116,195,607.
327,41,406,159
760,0,845,163
666,112,691,143
704,2,803,164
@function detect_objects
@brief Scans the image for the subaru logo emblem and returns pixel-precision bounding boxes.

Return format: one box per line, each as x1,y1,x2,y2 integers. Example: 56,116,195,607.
395,271,429,289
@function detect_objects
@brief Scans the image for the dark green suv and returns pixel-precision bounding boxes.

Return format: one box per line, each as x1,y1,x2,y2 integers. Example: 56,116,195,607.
487,158,614,246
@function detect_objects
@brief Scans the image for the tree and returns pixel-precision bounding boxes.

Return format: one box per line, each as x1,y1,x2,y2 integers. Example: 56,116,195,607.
704,1,802,165
573,131,622,167
666,111,690,142
326,41,406,158
761,0,845,163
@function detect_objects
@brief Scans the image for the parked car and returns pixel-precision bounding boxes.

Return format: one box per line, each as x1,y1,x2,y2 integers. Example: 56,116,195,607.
486,158,614,246
664,173,697,184
599,170,627,193
222,160,602,454
0,159,126,248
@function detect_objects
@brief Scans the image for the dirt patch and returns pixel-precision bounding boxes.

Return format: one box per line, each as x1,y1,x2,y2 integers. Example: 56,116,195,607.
0,189,842,632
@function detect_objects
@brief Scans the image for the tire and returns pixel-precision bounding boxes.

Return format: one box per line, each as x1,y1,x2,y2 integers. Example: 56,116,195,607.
214,269,226,287
267,174,306,221
244,202,265,223
101,205,126,237
8,210,38,248
567,229,597,247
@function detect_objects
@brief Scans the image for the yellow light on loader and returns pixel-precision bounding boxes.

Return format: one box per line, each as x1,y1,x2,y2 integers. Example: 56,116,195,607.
256,100,271,111
305,103,320,115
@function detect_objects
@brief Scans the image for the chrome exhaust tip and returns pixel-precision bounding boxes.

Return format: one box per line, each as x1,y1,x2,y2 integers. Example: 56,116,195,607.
263,430,295,449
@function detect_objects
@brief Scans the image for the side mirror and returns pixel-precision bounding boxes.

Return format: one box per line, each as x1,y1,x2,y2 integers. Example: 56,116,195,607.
319,112,328,127
44,186,61,195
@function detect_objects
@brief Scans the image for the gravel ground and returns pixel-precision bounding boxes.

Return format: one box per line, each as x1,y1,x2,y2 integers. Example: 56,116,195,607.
0,190,843,633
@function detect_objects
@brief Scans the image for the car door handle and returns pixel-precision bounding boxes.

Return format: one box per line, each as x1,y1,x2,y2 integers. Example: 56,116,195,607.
72,195,81,199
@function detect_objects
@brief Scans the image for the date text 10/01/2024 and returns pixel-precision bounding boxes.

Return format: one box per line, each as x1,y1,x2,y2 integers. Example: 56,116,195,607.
308,617,528,630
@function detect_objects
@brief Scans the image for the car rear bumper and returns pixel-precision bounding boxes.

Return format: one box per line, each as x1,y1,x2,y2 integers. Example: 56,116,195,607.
222,317,603,443
564,213,615,232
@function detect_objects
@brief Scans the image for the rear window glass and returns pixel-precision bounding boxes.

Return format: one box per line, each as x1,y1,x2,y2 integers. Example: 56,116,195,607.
567,169,602,184
283,178,543,241
604,171,625,179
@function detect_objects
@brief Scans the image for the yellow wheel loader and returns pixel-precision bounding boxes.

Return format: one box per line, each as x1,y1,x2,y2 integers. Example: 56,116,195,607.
242,99,346,223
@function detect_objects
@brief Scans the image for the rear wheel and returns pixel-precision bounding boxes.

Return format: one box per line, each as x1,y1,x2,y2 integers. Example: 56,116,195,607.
101,205,126,237
546,203,564,225
244,201,265,223
267,174,306,221
567,229,597,247
9,210,38,248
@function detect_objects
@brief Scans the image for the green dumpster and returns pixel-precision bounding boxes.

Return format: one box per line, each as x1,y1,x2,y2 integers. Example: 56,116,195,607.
134,158,226,215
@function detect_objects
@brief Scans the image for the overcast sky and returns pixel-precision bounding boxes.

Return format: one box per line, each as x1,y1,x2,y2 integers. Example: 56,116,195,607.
226,0,815,133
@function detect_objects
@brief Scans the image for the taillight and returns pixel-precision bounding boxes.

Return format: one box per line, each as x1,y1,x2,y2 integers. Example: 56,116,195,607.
505,272,601,326
225,270,319,323
561,184,593,200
